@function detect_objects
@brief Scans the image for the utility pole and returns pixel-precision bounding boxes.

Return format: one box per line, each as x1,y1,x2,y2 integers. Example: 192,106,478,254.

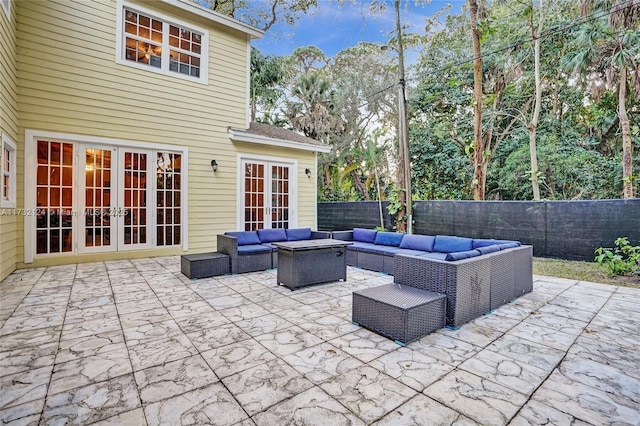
395,0,412,233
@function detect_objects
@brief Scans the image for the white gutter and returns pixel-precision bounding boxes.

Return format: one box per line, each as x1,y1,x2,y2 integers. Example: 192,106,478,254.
228,128,331,153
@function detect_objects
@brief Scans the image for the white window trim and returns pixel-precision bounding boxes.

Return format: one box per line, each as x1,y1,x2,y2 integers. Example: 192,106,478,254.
1,133,16,208
115,0,209,85
23,129,189,263
236,153,298,230
1,0,9,19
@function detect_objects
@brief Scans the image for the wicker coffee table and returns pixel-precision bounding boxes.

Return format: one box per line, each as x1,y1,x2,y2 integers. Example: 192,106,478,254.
272,239,352,290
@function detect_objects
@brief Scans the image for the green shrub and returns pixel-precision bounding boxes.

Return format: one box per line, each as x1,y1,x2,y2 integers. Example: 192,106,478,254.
594,237,640,277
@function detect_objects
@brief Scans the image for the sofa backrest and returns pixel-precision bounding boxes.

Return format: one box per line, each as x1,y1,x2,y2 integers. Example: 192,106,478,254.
225,231,261,246
374,231,404,247
286,228,312,241
399,234,435,252
257,228,288,243
472,239,521,249
433,235,473,253
353,228,377,243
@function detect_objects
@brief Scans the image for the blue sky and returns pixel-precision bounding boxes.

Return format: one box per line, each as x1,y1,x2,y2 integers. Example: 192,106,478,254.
252,0,466,57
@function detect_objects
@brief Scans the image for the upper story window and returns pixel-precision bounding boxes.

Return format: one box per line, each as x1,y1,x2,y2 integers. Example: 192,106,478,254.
1,134,16,208
116,1,209,84
1,0,9,19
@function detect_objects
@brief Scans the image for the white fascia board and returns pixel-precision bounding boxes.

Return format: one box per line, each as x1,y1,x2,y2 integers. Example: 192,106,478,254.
162,0,264,39
228,128,331,153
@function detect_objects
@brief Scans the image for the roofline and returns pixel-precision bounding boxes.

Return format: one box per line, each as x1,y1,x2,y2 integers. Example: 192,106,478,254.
228,128,331,153
162,0,265,39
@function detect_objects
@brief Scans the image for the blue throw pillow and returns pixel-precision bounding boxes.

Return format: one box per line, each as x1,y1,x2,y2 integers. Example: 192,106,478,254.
399,234,435,252
353,228,377,243
286,228,312,241
433,235,473,253
476,245,501,255
225,231,260,246
445,249,481,261
257,228,287,243
374,231,404,247
496,242,520,250
473,239,521,249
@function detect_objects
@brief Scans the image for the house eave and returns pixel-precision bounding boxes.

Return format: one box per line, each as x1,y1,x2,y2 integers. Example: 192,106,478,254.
162,0,264,39
228,128,331,153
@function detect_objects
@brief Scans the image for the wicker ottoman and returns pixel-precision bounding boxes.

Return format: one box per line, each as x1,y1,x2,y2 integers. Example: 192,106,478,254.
181,252,229,279
352,283,446,345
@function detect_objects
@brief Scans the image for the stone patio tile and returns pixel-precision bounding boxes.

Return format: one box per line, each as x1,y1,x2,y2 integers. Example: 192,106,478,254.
372,394,479,426
123,319,183,346
533,303,596,323
469,311,521,333
319,365,416,424
255,325,323,356
144,382,248,425
506,321,577,352
55,330,125,364
589,308,640,334
186,323,251,352
424,370,528,425
235,313,294,337
0,326,61,352
547,293,608,314
119,307,172,328
282,342,363,384
128,334,198,371
601,298,640,318
63,304,119,325
411,332,479,366
0,308,66,334
254,295,305,313
201,339,277,379
0,365,52,410
509,399,591,426
204,294,250,310
90,408,147,426
217,302,272,323
173,310,230,333
308,296,353,319
369,347,454,391
296,312,359,341
0,342,57,377
48,347,132,395
61,317,121,341
328,328,399,363
165,300,217,320
523,311,588,336
484,334,565,372
489,301,535,322
253,386,365,426
42,374,140,425
437,323,504,348
222,359,313,416
287,290,333,304
134,355,218,404
0,399,44,425
67,295,114,310
583,320,640,350
569,334,640,380
530,369,640,425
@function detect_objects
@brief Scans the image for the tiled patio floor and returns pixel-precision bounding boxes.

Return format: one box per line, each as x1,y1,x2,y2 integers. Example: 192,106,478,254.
1,257,639,425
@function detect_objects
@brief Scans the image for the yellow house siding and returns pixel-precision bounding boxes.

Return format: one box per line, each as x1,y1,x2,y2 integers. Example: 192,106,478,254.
1,0,18,281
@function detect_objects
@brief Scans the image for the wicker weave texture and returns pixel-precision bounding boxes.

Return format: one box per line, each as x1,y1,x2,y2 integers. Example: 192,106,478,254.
513,246,534,296
352,284,446,344
276,246,347,290
358,251,384,273
237,252,272,274
446,258,491,327
393,255,447,293
489,250,515,309
346,249,358,266
181,253,229,279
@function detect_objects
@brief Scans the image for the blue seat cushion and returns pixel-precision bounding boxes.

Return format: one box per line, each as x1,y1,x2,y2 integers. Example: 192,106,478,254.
257,228,287,243
354,242,386,254
496,242,520,250
238,244,272,255
433,236,473,253
347,241,375,251
358,245,399,256
372,246,427,257
353,228,377,243
477,245,501,255
472,239,521,249
399,234,435,252
374,231,404,247
225,231,261,246
286,228,312,241
418,252,448,260
260,243,279,252
445,249,481,261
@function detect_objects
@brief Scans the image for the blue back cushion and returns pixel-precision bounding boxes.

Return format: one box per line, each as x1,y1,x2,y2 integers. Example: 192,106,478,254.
496,242,520,250
353,228,377,243
476,245,501,255
286,228,312,241
225,231,260,246
374,231,404,247
445,249,481,261
473,239,521,249
257,228,287,243
399,234,435,252
433,235,473,253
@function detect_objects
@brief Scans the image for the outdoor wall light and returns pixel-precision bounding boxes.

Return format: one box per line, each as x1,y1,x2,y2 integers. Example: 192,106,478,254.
305,168,311,178
211,159,218,172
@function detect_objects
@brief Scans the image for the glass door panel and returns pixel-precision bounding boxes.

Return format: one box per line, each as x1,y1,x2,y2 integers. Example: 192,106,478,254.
80,147,115,252
119,149,152,250
271,165,289,229
243,161,265,231
241,160,292,231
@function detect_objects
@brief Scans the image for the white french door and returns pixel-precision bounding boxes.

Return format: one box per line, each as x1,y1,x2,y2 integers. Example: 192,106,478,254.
79,146,152,253
241,159,294,231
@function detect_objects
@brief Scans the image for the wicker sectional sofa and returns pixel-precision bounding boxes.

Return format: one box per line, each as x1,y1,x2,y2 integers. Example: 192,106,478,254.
217,228,331,274
341,228,533,337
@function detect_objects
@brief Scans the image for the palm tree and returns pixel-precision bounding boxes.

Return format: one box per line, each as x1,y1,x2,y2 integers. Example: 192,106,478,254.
564,0,640,198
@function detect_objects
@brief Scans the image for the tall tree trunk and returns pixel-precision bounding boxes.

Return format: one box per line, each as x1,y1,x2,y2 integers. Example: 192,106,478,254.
527,0,543,200
619,66,634,199
468,0,484,200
